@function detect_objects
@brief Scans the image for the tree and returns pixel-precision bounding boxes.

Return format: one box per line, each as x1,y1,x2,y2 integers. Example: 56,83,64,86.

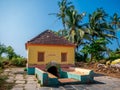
0,43,6,57
55,0,86,50
82,8,116,61
65,6,86,47
81,38,109,61
6,46,17,60
111,13,120,48
54,1,117,61
50,0,73,29
86,8,115,41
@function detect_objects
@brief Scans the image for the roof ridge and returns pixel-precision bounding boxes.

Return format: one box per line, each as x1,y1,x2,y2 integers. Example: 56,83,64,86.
28,30,51,42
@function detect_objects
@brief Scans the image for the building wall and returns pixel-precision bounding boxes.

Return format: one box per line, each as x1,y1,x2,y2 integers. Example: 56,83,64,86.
27,45,75,65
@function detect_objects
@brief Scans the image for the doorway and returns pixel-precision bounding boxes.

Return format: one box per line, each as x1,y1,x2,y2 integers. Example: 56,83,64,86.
47,66,59,77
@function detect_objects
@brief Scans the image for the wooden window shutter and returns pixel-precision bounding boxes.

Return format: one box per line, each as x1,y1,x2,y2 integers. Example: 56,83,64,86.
38,52,44,62
61,53,67,62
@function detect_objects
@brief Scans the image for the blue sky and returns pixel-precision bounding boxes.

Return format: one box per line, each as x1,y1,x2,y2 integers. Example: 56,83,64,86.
0,0,120,57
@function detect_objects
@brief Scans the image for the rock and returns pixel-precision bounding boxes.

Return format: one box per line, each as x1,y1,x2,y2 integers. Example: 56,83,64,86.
97,64,106,68
111,59,120,65
111,63,120,68
106,61,111,66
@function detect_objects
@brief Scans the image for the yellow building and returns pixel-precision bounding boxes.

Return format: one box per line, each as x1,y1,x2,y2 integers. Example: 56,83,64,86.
25,30,75,74
25,31,94,85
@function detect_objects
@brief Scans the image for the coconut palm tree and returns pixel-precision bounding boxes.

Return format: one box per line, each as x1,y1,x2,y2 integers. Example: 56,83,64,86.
50,0,73,29
65,6,86,48
83,8,116,61
111,13,120,48
86,8,116,42
54,0,86,49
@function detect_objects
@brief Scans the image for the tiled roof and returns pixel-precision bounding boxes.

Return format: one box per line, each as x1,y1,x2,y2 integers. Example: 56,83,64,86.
27,30,74,46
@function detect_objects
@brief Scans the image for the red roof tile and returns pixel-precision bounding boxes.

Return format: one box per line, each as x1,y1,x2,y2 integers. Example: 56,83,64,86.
27,30,75,46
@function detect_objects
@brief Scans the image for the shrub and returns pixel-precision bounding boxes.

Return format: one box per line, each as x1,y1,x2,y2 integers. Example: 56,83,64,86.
38,80,41,84
24,67,27,71
75,52,88,62
11,57,26,67
0,59,4,68
109,52,120,61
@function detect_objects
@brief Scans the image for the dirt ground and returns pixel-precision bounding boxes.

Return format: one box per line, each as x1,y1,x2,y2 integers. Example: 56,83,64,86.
75,62,120,78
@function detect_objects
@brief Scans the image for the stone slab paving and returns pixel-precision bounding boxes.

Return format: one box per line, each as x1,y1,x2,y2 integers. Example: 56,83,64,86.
15,80,26,84
3,68,120,90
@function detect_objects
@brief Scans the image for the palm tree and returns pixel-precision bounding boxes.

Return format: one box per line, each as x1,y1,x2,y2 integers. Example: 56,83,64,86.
64,6,86,48
55,0,86,49
84,8,116,61
58,0,69,29
111,13,120,48
86,8,115,41
50,0,73,29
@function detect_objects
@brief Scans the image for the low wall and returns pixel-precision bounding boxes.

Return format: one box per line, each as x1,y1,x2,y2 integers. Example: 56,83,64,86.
27,67,59,86
27,67,35,75
60,68,94,83
35,68,48,85
35,68,59,86
27,67,94,85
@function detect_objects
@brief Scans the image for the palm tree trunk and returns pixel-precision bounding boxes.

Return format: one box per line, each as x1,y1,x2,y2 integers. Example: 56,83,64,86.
90,53,93,61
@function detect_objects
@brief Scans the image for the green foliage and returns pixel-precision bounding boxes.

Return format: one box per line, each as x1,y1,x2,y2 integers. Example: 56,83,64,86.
81,38,108,61
0,75,7,82
0,61,4,68
0,43,20,60
53,0,120,62
53,0,86,49
0,60,3,68
0,75,14,90
38,80,41,84
35,74,38,79
0,57,4,68
11,57,26,67
0,43,6,57
75,52,87,62
24,67,27,71
109,51,120,61
111,13,120,48
0,43,26,67
6,46,16,59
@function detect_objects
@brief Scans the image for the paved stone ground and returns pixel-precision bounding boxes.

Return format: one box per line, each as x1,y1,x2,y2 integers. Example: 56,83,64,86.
3,68,120,90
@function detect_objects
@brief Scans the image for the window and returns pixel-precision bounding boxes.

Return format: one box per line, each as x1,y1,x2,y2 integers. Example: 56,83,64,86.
61,53,67,62
38,52,44,62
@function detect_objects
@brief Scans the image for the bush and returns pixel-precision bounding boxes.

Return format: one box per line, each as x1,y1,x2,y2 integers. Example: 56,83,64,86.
11,57,26,67
0,61,3,68
75,52,88,62
38,80,41,84
24,67,27,71
109,52,120,61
